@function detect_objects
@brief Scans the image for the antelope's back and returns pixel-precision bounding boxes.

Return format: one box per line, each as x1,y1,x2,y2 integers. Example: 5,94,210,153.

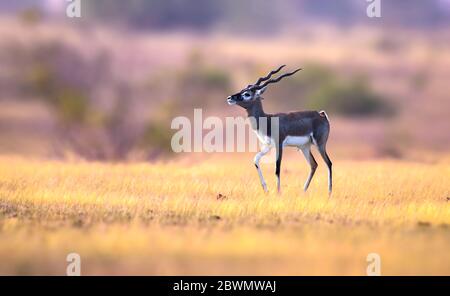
277,110,329,138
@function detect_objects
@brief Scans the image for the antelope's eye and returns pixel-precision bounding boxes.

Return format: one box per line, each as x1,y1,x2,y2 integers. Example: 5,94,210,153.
243,92,251,97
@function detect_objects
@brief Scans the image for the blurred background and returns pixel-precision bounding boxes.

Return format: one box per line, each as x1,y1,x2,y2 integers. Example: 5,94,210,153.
0,0,449,161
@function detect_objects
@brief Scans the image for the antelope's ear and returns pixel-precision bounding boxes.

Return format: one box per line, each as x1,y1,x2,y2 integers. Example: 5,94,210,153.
256,87,267,97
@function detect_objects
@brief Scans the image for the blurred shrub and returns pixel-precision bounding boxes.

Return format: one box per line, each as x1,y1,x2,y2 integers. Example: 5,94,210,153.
268,63,393,117
141,121,173,156
307,77,393,117
175,54,231,107
179,66,230,92
24,45,93,125
54,88,89,124
27,63,55,99
6,40,147,159
271,63,335,99
20,38,179,159
18,7,42,25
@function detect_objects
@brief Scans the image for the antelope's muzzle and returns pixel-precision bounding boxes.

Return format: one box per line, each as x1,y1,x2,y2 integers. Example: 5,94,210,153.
227,95,238,105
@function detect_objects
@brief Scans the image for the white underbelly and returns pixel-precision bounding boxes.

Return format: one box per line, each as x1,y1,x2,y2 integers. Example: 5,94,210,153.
254,131,312,148
283,135,311,147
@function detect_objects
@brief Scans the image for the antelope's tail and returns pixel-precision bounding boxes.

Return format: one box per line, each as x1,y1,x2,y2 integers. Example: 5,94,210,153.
319,110,329,121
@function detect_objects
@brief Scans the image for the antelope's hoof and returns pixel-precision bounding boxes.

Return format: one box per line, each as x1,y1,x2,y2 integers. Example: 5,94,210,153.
261,184,268,193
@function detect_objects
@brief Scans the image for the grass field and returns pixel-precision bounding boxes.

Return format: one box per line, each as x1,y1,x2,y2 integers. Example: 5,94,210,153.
0,155,449,275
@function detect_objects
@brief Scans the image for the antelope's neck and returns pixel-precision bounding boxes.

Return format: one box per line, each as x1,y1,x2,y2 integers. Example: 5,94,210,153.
245,100,269,132
246,100,266,120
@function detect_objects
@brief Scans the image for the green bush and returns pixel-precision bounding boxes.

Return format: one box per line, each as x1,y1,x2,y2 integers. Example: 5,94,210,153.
199,67,231,91
142,121,173,154
306,77,393,116
55,88,89,124
27,63,56,100
268,63,393,117
175,59,231,107
179,66,230,92
19,7,42,25
26,64,90,124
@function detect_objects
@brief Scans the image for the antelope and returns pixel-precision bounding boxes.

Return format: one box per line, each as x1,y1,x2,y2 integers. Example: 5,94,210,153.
226,65,332,194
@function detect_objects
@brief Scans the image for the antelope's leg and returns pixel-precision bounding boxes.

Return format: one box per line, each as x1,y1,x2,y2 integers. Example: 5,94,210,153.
254,145,271,192
300,145,318,192
275,144,283,193
317,143,333,195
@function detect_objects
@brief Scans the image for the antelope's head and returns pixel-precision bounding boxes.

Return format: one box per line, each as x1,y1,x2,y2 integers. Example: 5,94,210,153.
226,65,301,108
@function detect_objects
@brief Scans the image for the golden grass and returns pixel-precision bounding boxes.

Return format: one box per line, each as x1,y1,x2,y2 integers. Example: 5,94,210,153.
0,155,449,275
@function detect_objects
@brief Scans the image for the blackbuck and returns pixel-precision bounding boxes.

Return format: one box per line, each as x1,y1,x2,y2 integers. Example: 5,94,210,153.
227,65,332,194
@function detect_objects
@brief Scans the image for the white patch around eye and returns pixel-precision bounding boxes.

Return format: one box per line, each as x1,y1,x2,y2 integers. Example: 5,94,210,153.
242,92,252,101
